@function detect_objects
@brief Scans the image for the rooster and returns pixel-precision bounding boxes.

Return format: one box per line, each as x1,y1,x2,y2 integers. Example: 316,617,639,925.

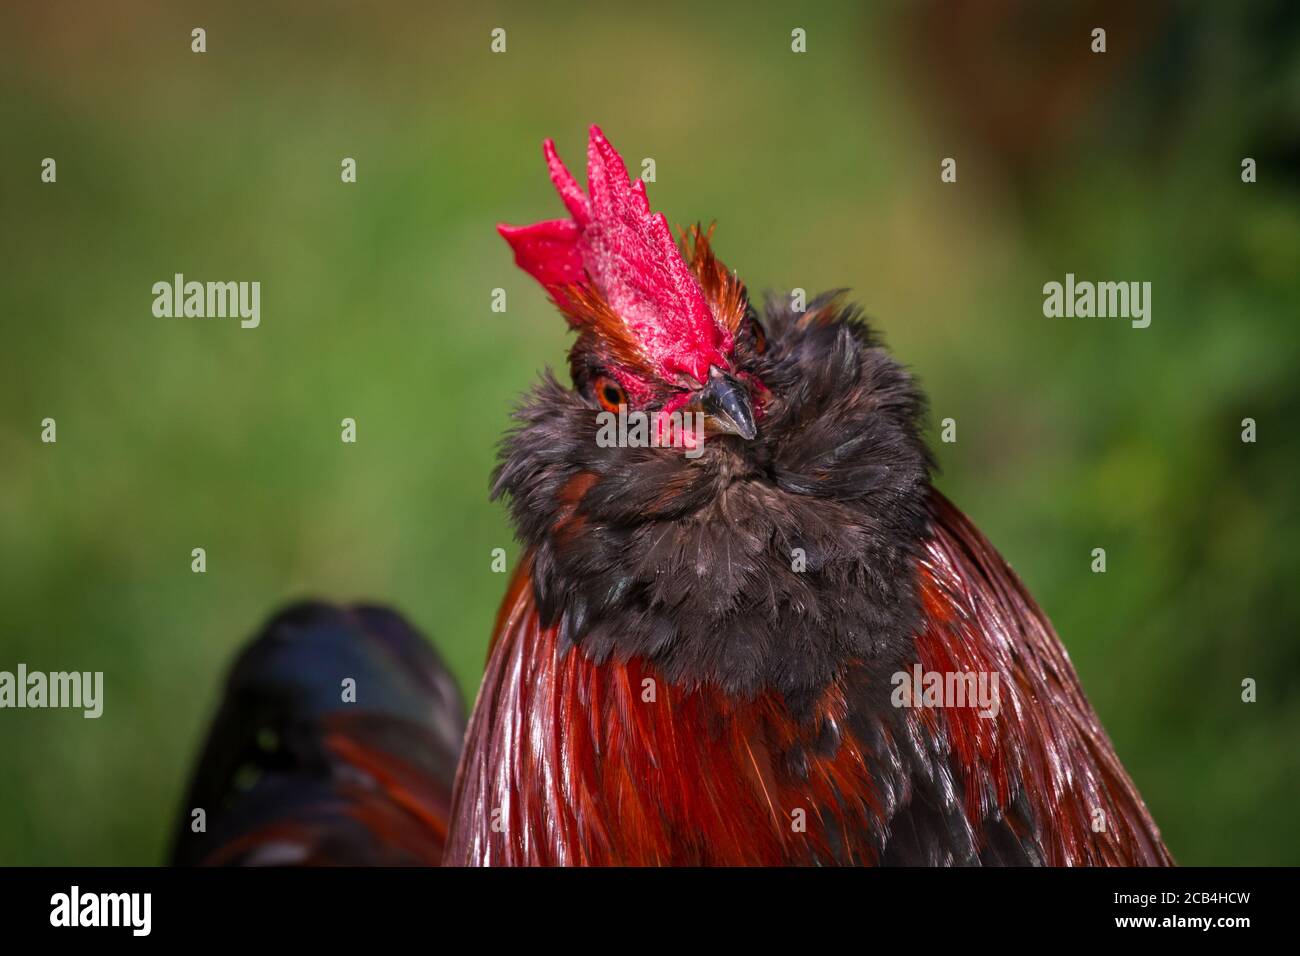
176,126,1171,868
442,126,1172,866
171,602,465,865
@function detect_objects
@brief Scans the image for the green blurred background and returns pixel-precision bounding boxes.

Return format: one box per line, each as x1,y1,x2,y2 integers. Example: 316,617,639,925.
1,0,1297,865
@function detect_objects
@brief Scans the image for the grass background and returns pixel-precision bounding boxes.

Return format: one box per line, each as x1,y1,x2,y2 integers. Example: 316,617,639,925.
0,0,1297,864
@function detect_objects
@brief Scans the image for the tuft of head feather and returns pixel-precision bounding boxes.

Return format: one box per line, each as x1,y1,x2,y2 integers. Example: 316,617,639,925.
499,126,735,386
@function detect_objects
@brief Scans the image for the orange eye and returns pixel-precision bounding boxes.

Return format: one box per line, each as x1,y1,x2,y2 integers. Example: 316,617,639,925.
594,376,627,413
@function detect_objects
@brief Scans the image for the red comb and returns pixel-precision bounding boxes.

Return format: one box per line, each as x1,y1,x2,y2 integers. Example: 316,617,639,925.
498,126,732,385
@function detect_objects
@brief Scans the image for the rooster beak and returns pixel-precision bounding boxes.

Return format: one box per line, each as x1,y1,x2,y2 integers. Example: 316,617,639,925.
700,366,757,440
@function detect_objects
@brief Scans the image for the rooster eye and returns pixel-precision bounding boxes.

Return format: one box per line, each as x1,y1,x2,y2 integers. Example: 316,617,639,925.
593,376,627,412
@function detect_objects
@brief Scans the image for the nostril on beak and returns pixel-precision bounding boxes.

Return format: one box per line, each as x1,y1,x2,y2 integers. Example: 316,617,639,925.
701,366,757,441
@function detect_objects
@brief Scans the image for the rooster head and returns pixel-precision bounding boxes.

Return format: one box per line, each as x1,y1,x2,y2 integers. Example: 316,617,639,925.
498,125,761,439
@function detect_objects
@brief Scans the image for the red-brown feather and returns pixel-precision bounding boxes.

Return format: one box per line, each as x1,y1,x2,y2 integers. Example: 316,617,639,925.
447,558,893,865
917,490,1172,864
447,491,1172,865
